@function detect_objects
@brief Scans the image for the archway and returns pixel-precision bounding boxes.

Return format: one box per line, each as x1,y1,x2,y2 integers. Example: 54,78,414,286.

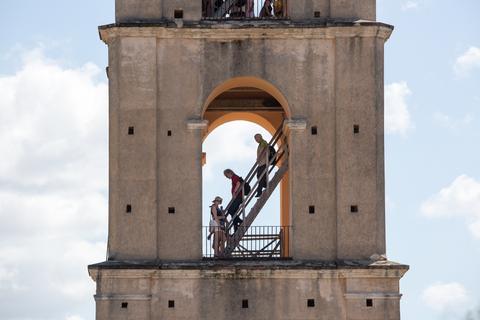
201,78,291,258
202,120,279,226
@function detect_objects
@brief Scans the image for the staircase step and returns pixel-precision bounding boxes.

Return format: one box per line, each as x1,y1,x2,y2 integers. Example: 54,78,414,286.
224,160,289,255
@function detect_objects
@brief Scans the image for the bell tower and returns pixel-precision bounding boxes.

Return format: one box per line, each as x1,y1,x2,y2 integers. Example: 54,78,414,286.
89,0,408,319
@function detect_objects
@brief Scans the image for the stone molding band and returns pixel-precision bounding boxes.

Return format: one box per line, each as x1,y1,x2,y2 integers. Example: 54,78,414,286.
94,294,153,301
186,119,209,130
99,25,393,44
344,293,402,299
186,118,306,131
284,118,307,131
89,267,408,282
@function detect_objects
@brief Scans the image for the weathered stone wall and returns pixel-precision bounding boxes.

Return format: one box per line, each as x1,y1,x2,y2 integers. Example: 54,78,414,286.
103,24,392,261
289,0,375,20
115,0,376,22
107,37,159,259
89,263,407,320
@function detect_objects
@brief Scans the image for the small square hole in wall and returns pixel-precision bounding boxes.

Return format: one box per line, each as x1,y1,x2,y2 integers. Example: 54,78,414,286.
309,206,315,214
168,300,175,308
314,11,321,18
121,302,128,309
174,9,183,19
126,204,132,213
242,299,249,308
311,126,318,135
128,126,135,135
353,124,360,134
167,130,172,136
307,299,315,307
168,207,175,214
366,298,373,307
350,205,358,213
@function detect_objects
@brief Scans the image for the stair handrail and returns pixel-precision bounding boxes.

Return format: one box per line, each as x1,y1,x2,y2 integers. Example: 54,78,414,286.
224,160,289,255
220,124,283,221
225,140,288,234
221,124,286,232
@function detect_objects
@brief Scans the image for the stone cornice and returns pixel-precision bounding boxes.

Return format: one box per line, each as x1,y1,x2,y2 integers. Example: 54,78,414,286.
89,267,407,282
94,294,152,301
344,293,402,299
88,260,408,282
98,21,393,44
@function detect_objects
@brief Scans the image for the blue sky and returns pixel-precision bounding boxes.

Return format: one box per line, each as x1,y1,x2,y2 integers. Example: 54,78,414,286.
0,0,479,319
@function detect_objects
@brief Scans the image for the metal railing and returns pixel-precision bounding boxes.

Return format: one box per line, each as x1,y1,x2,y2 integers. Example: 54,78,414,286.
203,225,291,258
203,122,289,258
202,0,287,19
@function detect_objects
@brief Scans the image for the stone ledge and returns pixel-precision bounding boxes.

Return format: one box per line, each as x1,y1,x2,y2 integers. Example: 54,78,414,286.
88,259,409,271
88,259,409,282
100,19,394,30
98,20,394,43
94,294,152,301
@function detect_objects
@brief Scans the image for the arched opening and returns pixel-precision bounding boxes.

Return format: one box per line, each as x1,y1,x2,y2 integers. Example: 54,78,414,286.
202,120,279,224
201,78,291,258
201,76,291,119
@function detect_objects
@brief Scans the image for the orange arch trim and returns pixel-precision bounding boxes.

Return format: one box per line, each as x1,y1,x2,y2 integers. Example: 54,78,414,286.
201,76,291,118
203,112,276,141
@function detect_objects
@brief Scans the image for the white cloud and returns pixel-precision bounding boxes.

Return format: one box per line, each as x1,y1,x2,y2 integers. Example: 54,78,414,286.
0,266,25,292
202,121,270,181
0,47,107,319
454,47,480,77
421,175,480,239
422,282,470,313
433,112,473,130
385,81,413,135
401,1,419,11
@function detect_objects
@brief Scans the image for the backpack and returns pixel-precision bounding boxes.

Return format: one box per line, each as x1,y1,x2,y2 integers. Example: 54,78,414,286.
268,145,277,162
238,177,251,195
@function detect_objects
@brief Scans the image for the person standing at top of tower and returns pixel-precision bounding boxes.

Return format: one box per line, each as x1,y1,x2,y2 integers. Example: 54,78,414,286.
259,0,273,17
202,0,213,17
273,0,283,16
223,169,244,232
246,0,254,17
254,134,269,197
230,0,246,17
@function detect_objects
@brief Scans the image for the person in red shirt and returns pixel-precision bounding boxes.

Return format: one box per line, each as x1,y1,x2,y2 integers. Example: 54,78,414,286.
223,169,244,232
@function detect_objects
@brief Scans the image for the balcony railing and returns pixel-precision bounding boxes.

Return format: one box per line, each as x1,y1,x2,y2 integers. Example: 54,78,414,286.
203,225,291,258
202,0,287,19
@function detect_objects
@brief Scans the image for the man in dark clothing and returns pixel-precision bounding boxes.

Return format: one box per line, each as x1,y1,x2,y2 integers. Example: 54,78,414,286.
259,0,273,17
223,169,244,232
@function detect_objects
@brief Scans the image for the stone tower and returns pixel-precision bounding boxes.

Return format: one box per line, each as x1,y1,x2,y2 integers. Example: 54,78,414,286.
88,0,408,319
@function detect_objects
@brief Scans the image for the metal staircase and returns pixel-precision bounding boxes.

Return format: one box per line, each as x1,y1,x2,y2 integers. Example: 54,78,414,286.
205,0,286,19
220,124,289,257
